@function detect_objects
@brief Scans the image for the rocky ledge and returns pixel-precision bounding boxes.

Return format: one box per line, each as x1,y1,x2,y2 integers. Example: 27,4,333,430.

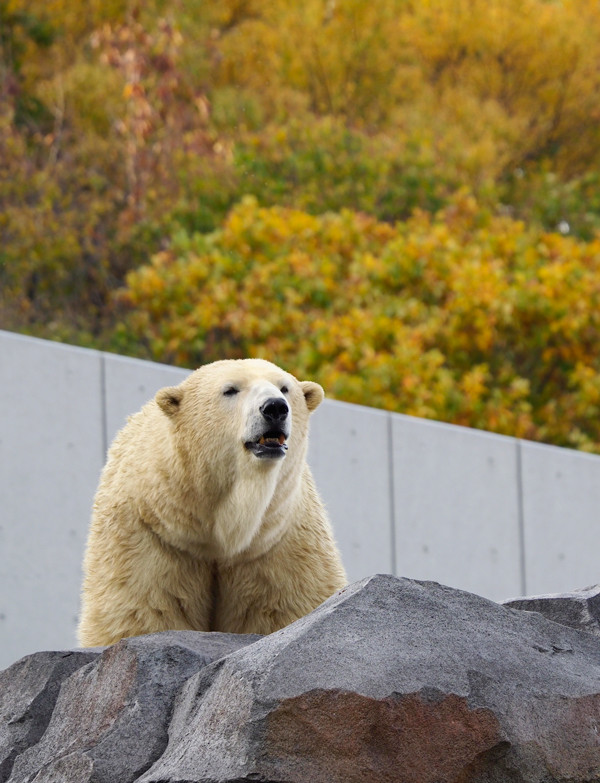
2,575,600,783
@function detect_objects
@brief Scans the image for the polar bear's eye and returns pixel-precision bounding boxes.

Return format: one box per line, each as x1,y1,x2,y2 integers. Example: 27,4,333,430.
280,385,289,394
223,386,239,397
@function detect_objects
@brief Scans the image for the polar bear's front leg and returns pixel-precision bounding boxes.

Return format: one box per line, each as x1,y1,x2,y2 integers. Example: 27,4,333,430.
78,518,216,646
213,512,347,635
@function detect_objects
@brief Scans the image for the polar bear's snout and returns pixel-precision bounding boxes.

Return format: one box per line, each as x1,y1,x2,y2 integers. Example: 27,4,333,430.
245,394,291,460
260,397,289,424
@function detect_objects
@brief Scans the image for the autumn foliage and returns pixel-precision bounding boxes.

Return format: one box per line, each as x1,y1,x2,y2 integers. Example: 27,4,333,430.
117,195,600,452
4,0,600,450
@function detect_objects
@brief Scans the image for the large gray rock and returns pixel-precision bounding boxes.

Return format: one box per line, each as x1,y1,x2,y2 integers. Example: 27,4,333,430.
8,631,261,783
0,649,101,782
140,575,600,783
4,577,600,783
504,584,600,637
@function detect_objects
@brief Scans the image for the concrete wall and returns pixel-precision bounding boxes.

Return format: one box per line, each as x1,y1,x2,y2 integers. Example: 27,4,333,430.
1,329,599,669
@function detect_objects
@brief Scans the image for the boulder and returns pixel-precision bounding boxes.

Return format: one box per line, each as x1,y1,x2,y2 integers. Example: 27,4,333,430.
4,576,600,783
140,575,600,783
504,584,600,637
0,649,101,782
7,631,261,783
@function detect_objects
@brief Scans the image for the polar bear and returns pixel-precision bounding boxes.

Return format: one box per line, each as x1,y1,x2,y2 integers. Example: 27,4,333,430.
78,358,347,646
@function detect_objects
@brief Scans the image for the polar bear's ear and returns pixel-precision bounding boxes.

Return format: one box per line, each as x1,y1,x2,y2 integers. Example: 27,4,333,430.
156,386,184,416
300,381,324,412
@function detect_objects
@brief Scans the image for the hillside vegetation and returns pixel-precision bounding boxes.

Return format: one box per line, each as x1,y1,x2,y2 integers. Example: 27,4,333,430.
3,0,600,450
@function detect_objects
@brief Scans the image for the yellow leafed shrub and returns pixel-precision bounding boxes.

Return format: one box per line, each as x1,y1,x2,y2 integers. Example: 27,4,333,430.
116,195,600,452
5,0,600,454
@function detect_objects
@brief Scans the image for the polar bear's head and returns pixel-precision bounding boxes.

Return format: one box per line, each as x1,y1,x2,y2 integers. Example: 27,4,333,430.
155,358,323,471
154,359,324,554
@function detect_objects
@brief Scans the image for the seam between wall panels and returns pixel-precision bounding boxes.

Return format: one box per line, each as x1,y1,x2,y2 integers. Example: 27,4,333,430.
100,352,108,460
516,439,527,596
387,412,397,576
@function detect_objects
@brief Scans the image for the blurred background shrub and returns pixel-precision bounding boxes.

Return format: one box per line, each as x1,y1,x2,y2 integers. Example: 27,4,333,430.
3,0,600,449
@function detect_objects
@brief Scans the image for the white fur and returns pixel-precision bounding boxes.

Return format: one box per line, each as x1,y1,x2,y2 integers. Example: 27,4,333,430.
78,359,346,646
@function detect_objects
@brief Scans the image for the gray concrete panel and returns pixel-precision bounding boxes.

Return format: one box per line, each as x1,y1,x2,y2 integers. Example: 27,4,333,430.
4,330,600,670
391,415,522,602
0,332,104,668
520,440,600,596
103,352,190,450
308,399,394,582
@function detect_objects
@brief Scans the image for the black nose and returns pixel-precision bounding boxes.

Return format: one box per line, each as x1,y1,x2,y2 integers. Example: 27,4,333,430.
260,397,289,423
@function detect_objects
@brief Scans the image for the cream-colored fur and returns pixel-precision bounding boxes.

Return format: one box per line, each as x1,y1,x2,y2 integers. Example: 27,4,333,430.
78,359,347,646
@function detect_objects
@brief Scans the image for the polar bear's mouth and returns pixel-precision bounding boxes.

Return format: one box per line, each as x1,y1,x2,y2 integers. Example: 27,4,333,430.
245,430,288,459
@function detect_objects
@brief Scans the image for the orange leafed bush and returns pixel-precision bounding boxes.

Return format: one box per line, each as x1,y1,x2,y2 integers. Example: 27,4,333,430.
5,0,600,454
116,195,600,452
